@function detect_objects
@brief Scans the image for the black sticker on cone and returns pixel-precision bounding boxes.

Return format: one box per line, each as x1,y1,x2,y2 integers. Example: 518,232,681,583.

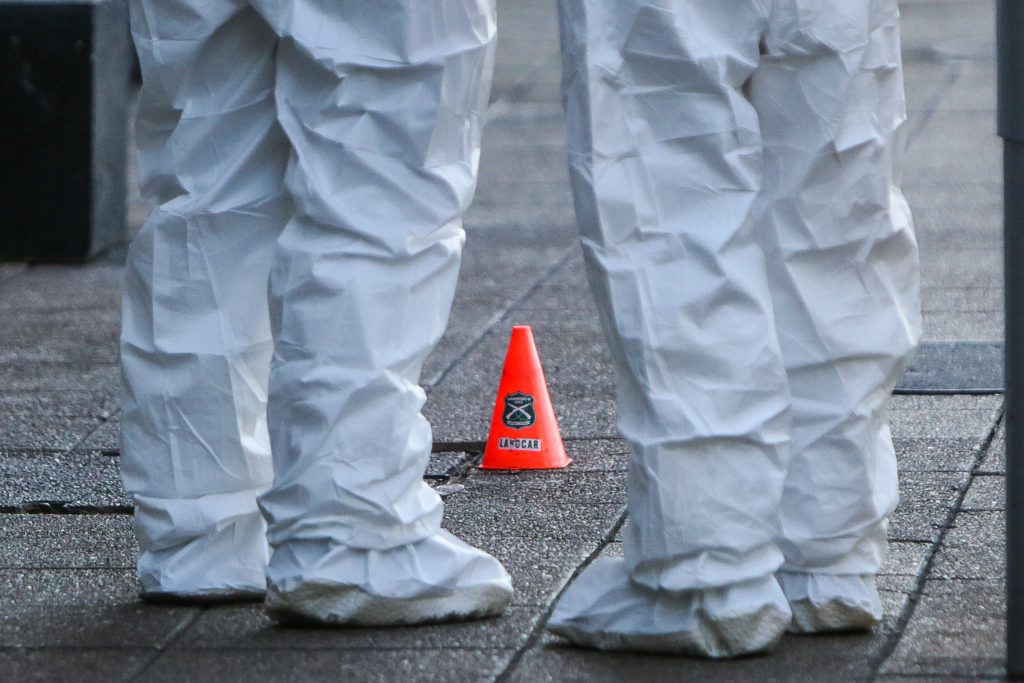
502,392,535,429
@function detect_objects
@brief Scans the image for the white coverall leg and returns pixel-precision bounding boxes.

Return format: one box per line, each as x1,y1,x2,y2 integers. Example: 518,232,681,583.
121,0,513,623
548,0,919,656
754,0,920,633
250,0,513,625
121,0,286,600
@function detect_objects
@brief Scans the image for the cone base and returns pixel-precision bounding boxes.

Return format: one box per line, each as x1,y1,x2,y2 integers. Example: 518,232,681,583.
479,457,572,470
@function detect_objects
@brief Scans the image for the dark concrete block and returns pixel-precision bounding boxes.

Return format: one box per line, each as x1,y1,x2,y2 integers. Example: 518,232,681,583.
887,395,1002,441
560,439,629,471
930,544,1003,580
509,628,886,683
176,603,541,651
898,471,970,509
0,412,105,451
443,498,623,544
0,389,115,418
0,649,150,683
894,437,982,473
961,474,1005,511
0,449,129,509
0,263,123,309
70,414,120,452
897,341,1003,392
0,568,194,647
462,470,628,506
142,648,513,683
978,423,1005,474
880,541,931,579
888,506,945,543
0,513,135,569
0,0,131,260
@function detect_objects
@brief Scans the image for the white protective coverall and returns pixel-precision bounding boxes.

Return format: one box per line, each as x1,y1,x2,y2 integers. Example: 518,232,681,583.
120,0,514,624
548,0,921,656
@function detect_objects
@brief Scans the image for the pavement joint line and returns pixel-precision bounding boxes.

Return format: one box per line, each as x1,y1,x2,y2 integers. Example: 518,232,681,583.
493,506,627,683
121,609,204,683
893,388,1004,396
422,246,576,390
905,57,967,149
0,263,28,284
0,503,132,515
867,401,1005,680
485,52,560,124
43,409,120,460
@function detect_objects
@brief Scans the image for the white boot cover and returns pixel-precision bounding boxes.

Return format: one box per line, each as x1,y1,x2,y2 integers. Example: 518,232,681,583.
249,0,512,625
549,558,791,658
778,572,883,634
265,531,512,626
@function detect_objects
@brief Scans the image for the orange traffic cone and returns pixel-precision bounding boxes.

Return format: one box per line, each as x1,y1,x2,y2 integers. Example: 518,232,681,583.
481,325,570,470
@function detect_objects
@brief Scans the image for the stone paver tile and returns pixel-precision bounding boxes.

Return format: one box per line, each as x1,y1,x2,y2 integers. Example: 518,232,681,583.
0,569,195,648
142,648,512,683
0,649,150,683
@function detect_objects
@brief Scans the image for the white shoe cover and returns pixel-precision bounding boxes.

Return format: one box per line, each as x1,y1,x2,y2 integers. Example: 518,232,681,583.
265,531,513,626
777,572,883,633
548,558,792,658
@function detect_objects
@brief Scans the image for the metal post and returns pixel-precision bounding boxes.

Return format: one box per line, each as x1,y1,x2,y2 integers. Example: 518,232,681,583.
999,0,1024,677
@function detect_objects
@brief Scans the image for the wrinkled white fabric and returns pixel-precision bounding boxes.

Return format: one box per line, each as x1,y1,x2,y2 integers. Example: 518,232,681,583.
549,558,791,657
121,0,512,618
551,0,920,650
778,571,884,633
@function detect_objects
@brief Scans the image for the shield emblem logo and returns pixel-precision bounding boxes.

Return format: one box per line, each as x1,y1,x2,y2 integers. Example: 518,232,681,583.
502,392,536,429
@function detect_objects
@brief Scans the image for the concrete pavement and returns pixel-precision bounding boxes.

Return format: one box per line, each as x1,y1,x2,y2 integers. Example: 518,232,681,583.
0,0,1008,680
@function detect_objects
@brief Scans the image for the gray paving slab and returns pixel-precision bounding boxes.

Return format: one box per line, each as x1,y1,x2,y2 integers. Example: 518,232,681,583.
71,415,121,453
888,506,946,543
0,413,106,451
180,603,540,652
918,251,1001,289
875,677,996,683
961,474,1005,511
931,542,1003,580
0,568,193,648
899,0,995,62
0,363,120,394
442,497,623,544
881,541,932,580
462,470,627,506
560,438,629,471
898,342,1002,392
944,510,1004,548
894,437,983,472
0,264,123,310
881,579,1006,678
978,422,1006,473
142,648,513,683
898,471,970,509
0,308,120,347
0,450,128,509
510,630,888,683
903,181,1002,212
887,394,1002,440
0,649,151,683
920,311,1004,342
0,389,116,418
0,514,135,569
919,285,1000,313
904,111,1001,178
903,60,996,115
